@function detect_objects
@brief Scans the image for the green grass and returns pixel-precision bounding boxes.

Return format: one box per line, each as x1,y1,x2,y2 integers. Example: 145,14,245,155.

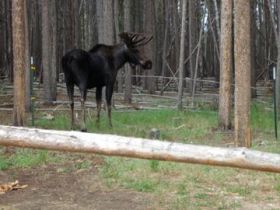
275,176,280,194
34,112,69,130
251,102,274,132
227,185,252,196
1,103,280,209
35,109,219,145
0,149,50,170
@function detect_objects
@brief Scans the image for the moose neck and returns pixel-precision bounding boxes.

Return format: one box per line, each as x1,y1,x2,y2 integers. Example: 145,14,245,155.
113,43,130,70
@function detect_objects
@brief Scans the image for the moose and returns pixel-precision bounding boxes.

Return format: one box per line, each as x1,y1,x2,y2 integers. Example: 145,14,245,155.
62,32,153,131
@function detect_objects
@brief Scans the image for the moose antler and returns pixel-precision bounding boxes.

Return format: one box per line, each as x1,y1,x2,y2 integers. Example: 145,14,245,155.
133,35,153,47
119,32,153,48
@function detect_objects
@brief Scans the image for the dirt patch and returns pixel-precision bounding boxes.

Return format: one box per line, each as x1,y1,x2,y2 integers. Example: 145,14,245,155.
0,163,155,210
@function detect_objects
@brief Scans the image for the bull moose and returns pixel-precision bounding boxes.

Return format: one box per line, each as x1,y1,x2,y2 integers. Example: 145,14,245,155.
62,32,153,131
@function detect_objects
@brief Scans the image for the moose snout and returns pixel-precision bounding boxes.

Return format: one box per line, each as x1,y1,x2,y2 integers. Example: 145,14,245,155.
142,60,152,69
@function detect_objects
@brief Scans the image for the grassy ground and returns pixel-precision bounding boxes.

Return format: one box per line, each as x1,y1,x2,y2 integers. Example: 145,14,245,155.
1,102,280,209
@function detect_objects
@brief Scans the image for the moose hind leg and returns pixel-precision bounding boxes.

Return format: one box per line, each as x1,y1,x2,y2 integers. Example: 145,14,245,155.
66,83,75,130
106,85,114,128
96,87,102,125
80,88,88,132
108,104,112,128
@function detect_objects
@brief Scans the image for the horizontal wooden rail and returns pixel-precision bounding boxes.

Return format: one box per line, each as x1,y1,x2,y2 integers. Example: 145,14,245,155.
0,125,280,173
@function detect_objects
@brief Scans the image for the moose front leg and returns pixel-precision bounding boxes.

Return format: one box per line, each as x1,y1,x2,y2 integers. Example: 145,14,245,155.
96,87,102,125
106,85,114,128
66,83,75,130
70,101,74,130
80,89,87,132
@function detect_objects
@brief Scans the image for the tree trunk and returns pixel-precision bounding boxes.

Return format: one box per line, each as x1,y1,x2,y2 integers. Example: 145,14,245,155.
276,0,280,118
145,0,156,94
0,1,5,78
251,1,257,98
177,0,187,110
103,0,114,44
218,0,233,130
191,16,204,107
160,0,170,95
25,1,31,112
189,0,198,94
114,0,124,93
1,125,280,173
123,0,132,103
234,0,252,147
212,0,221,37
96,0,114,44
42,0,57,104
5,0,13,81
12,0,28,126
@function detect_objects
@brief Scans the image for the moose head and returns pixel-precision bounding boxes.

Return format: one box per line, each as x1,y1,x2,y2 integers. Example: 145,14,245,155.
119,32,153,69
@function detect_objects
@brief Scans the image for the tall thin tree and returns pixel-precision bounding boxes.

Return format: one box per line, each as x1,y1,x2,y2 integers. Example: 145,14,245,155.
189,0,198,95
42,0,57,104
96,0,114,44
12,0,29,126
218,0,233,130
234,0,252,147
123,0,132,103
177,0,187,110
145,0,156,94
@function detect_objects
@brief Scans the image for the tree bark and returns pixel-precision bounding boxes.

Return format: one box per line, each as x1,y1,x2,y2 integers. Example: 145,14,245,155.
277,0,280,116
250,1,257,98
160,0,170,95
12,0,28,126
24,0,31,111
2,0,13,81
114,0,123,93
212,0,221,37
42,0,57,104
234,0,252,147
123,0,132,103
218,0,233,130
191,16,204,107
189,0,198,94
177,0,187,110
145,0,156,94
0,0,5,78
96,0,114,44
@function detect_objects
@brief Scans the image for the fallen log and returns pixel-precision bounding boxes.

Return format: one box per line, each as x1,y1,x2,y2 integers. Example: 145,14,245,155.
0,125,279,173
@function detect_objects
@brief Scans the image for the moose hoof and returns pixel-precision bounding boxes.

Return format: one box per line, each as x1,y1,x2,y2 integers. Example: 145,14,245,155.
81,128,87,132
